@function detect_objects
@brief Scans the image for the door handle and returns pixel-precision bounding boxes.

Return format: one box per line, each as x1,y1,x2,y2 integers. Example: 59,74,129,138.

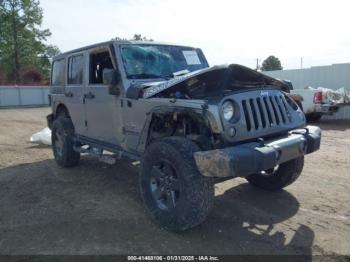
65,91,73,97
84,92,95,99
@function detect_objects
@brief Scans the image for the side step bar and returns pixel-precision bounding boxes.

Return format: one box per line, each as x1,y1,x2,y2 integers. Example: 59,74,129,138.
73,135,140,165
73,145,117,165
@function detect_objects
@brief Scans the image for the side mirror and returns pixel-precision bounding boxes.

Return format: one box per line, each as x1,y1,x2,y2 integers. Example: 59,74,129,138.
103,69,121,96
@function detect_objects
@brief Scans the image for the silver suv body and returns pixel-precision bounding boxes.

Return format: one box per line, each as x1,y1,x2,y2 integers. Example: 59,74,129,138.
48,41,321,231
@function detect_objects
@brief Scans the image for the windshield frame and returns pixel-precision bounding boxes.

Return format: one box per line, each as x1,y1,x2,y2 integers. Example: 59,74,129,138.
119,44,209,80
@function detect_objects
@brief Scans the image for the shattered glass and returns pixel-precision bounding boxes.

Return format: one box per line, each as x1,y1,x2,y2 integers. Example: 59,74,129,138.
120,45,208,79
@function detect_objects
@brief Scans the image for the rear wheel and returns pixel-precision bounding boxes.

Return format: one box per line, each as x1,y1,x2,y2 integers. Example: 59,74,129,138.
51,116,80,167
140,137,214,231
246,157,304,191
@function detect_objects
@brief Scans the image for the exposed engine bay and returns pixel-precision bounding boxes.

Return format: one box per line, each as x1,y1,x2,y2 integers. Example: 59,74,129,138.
147,110,219,150
141,64,290,100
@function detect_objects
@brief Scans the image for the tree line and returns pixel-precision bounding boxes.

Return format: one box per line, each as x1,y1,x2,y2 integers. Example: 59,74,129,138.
0,0,283,85
0,0,59,85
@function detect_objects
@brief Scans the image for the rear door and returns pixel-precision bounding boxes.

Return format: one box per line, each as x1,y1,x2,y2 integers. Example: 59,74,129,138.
64,52,88,136
84,46,123,146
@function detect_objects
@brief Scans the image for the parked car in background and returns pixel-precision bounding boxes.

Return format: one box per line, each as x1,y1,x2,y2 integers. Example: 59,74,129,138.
282,80,350,122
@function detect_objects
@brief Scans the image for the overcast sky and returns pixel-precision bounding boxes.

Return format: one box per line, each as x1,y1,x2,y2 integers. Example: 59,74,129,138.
40,0,350,70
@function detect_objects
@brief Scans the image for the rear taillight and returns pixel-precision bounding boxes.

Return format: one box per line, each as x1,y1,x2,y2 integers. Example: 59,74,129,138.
313,91,323,104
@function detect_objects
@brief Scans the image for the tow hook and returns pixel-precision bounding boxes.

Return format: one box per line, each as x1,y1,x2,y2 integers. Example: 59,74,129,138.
257,138,265,147
290,127,309,135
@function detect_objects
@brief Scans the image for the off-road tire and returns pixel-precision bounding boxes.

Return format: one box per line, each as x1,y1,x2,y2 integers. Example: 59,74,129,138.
246,156,304,191
51,116,80,167
140,137,214,231
306,113,322,122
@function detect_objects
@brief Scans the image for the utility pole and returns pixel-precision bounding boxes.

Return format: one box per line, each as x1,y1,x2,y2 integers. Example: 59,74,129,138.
256,58,260,71
300,57,303,69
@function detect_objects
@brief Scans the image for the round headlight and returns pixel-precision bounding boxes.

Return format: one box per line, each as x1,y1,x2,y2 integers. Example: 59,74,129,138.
222,101,234,121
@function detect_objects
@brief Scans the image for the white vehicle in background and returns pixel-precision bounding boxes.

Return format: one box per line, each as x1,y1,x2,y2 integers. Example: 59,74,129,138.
283,80,350,122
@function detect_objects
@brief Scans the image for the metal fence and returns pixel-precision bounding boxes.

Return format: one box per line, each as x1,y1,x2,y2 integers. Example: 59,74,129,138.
263,63,350,120
0,86,50,108
1,66,350,119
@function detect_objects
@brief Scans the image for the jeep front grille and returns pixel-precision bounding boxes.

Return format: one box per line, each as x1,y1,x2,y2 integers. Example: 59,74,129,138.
241,95,291,131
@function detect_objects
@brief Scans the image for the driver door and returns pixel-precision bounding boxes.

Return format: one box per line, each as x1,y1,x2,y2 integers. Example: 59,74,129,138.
84,47,123,146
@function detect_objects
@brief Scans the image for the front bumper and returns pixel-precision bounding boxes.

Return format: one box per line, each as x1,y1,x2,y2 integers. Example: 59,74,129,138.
194,125,321,178
314,104,339,114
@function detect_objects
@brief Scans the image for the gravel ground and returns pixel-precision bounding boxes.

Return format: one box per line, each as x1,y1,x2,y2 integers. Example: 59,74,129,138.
0,107,349,256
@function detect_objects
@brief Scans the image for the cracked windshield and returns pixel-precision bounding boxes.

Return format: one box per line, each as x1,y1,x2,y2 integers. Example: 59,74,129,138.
120,45,208,79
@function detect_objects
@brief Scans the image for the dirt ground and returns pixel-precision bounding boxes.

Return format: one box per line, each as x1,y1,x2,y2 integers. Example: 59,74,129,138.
0,107,349,256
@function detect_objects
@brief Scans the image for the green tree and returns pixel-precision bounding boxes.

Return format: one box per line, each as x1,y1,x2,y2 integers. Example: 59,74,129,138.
112,34,153,41
0,0,60,84
132,34,153,41
261,55,283,71
111,36,127,41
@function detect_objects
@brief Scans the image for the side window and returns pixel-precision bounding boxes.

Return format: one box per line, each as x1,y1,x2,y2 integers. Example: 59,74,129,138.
51,59,65,85
67,54,84,85
89,51,114,84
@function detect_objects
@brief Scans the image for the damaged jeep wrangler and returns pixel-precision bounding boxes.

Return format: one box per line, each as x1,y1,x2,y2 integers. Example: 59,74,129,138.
47,41,321,231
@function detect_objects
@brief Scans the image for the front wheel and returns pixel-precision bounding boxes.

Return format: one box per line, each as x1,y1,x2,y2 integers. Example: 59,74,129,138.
140,137,214,231
246,157,304,191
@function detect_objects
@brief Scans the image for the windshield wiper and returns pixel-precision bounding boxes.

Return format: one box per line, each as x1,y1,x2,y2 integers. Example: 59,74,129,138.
128,73,172,80
173,69,190,77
